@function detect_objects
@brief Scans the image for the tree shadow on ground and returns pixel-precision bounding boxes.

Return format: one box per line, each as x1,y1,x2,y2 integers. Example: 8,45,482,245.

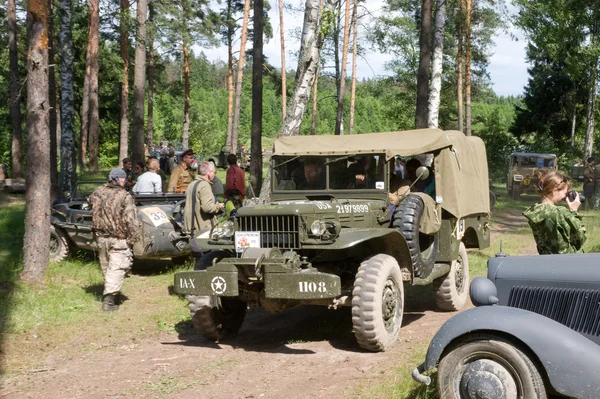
170,283,436,355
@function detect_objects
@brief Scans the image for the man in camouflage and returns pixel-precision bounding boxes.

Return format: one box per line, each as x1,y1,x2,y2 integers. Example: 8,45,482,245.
89,168,141,311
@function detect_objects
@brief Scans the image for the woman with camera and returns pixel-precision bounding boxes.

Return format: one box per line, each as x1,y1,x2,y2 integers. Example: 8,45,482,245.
523,170,587,254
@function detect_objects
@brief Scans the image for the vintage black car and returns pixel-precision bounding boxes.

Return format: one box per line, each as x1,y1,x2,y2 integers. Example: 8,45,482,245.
412,252,600,398
50,181,190,263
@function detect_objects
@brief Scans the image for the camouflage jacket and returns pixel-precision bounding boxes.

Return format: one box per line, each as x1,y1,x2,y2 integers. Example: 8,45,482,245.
523,203,586,255
89,183,141,245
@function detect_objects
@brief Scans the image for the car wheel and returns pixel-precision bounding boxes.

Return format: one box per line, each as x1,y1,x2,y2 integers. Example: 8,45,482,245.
511,183,520,200
49,225,70,263
352,254,404,352
392,194,438,278
433,242,470,311
437,334,548,399
188,295,247,341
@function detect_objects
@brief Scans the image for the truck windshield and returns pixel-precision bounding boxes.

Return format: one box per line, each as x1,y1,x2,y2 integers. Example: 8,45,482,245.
272,155,387,191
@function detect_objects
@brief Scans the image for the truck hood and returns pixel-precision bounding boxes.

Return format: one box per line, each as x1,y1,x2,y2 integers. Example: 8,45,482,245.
236,199,386,216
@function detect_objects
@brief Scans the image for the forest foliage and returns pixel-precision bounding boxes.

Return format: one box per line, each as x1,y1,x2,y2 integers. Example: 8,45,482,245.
0,0,597,183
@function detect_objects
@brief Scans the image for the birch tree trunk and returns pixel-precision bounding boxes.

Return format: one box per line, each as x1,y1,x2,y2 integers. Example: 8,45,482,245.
310,0,323,136
465,0,472,136
251,0,264,195
416,0,433,129
584,62,598,158
48,0,58,199
571,106,576,150
349,0,358,135
335,0,351,135
259,0,335,200
182,41,191,148
119,0,130,161
231,0,252,153
225,0,234,150
427,0,446,129
280,0,334,137
22,0,51,282
132,0,148,164
79,19,92,169
59,0,77,197
147,0,155,146
278,0,287,120
457,0,464,132
87,0,100,171
9,0,23,178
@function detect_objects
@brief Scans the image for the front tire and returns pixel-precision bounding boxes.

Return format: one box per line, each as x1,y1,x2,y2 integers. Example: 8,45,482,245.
437,334,548,399
511,183,521,200
188,295,247,341
433,242,470,311
352,254,404,352
49,225,70,263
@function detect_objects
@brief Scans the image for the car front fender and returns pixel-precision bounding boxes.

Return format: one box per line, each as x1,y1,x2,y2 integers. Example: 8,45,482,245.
421,306,600,398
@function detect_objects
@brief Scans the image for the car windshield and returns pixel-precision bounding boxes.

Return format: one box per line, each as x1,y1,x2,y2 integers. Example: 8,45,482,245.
272,155,387,191
517,156,555,168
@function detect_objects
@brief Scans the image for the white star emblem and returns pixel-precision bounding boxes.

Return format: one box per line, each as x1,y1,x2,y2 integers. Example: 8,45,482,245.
211,276,227,294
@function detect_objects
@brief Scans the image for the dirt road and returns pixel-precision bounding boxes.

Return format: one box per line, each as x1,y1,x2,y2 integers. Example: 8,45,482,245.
2,286,451,399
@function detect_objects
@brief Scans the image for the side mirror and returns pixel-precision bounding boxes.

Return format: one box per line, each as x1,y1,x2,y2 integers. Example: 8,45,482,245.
416,166,430,180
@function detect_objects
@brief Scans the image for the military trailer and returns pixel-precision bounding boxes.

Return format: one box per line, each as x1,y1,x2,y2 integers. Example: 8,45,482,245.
174,129,491,351
413,252,600,399
506,152,557,200
50,182,190,263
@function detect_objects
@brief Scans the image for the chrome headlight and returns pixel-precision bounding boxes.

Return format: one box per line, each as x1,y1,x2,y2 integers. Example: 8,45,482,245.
310,219,327,236
222,220,235,237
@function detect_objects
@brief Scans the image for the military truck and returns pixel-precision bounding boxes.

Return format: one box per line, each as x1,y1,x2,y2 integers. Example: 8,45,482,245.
208,145,250,170
174,129,491,352
50,181,190,263
506,152,557,200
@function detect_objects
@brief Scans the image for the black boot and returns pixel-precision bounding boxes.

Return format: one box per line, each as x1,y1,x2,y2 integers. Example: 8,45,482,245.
102,294,120,312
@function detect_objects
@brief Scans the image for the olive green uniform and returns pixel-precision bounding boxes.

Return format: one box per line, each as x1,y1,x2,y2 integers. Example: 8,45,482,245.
184,176,221,235
523,203,586,255
168,163,195,193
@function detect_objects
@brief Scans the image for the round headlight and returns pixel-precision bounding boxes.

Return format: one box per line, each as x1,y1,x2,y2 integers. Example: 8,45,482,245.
310,220,327,236
222,221,235,237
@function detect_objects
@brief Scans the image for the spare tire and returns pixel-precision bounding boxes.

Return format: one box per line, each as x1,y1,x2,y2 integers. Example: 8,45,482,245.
392,194,438,278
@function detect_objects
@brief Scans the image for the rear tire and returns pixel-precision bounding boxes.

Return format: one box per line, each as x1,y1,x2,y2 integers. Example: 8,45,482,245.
392,194,438,278
352,254,404,352
489,190,497,208
433,242,470,311
49,225,70,263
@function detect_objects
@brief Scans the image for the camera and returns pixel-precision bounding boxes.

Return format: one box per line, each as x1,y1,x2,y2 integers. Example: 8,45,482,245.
567,190,585,203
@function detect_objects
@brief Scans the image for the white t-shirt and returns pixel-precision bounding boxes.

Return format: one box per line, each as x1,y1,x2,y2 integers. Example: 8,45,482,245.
132,171,162,194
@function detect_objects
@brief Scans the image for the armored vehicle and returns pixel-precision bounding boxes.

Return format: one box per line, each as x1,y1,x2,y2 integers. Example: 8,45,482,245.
174,129,491,351
506,152,557,200
413,252,600,399
50,181,190,263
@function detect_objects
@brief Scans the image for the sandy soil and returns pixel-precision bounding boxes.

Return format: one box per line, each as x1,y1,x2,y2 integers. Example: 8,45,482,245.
1,285,454,399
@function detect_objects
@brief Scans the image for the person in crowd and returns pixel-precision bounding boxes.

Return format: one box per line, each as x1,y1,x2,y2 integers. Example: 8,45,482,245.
88,168,140,311
132,158,162,194
225,154,247,200
167,143,176,174
208,160,225,202
184,161,225,239
523,170,586,255
121,158,134,191
583,157,595,210
168,149,196,193
394,158,406,179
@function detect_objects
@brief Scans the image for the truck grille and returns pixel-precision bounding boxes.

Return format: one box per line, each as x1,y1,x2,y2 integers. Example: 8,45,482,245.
237,215,300,249
508,286,600,337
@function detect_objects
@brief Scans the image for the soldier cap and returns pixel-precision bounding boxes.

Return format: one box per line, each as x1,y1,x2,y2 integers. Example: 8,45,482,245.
108,168,127,183
587,156,595,163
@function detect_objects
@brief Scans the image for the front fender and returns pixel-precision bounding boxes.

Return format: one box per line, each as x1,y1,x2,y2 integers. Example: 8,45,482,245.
422,306,600,398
